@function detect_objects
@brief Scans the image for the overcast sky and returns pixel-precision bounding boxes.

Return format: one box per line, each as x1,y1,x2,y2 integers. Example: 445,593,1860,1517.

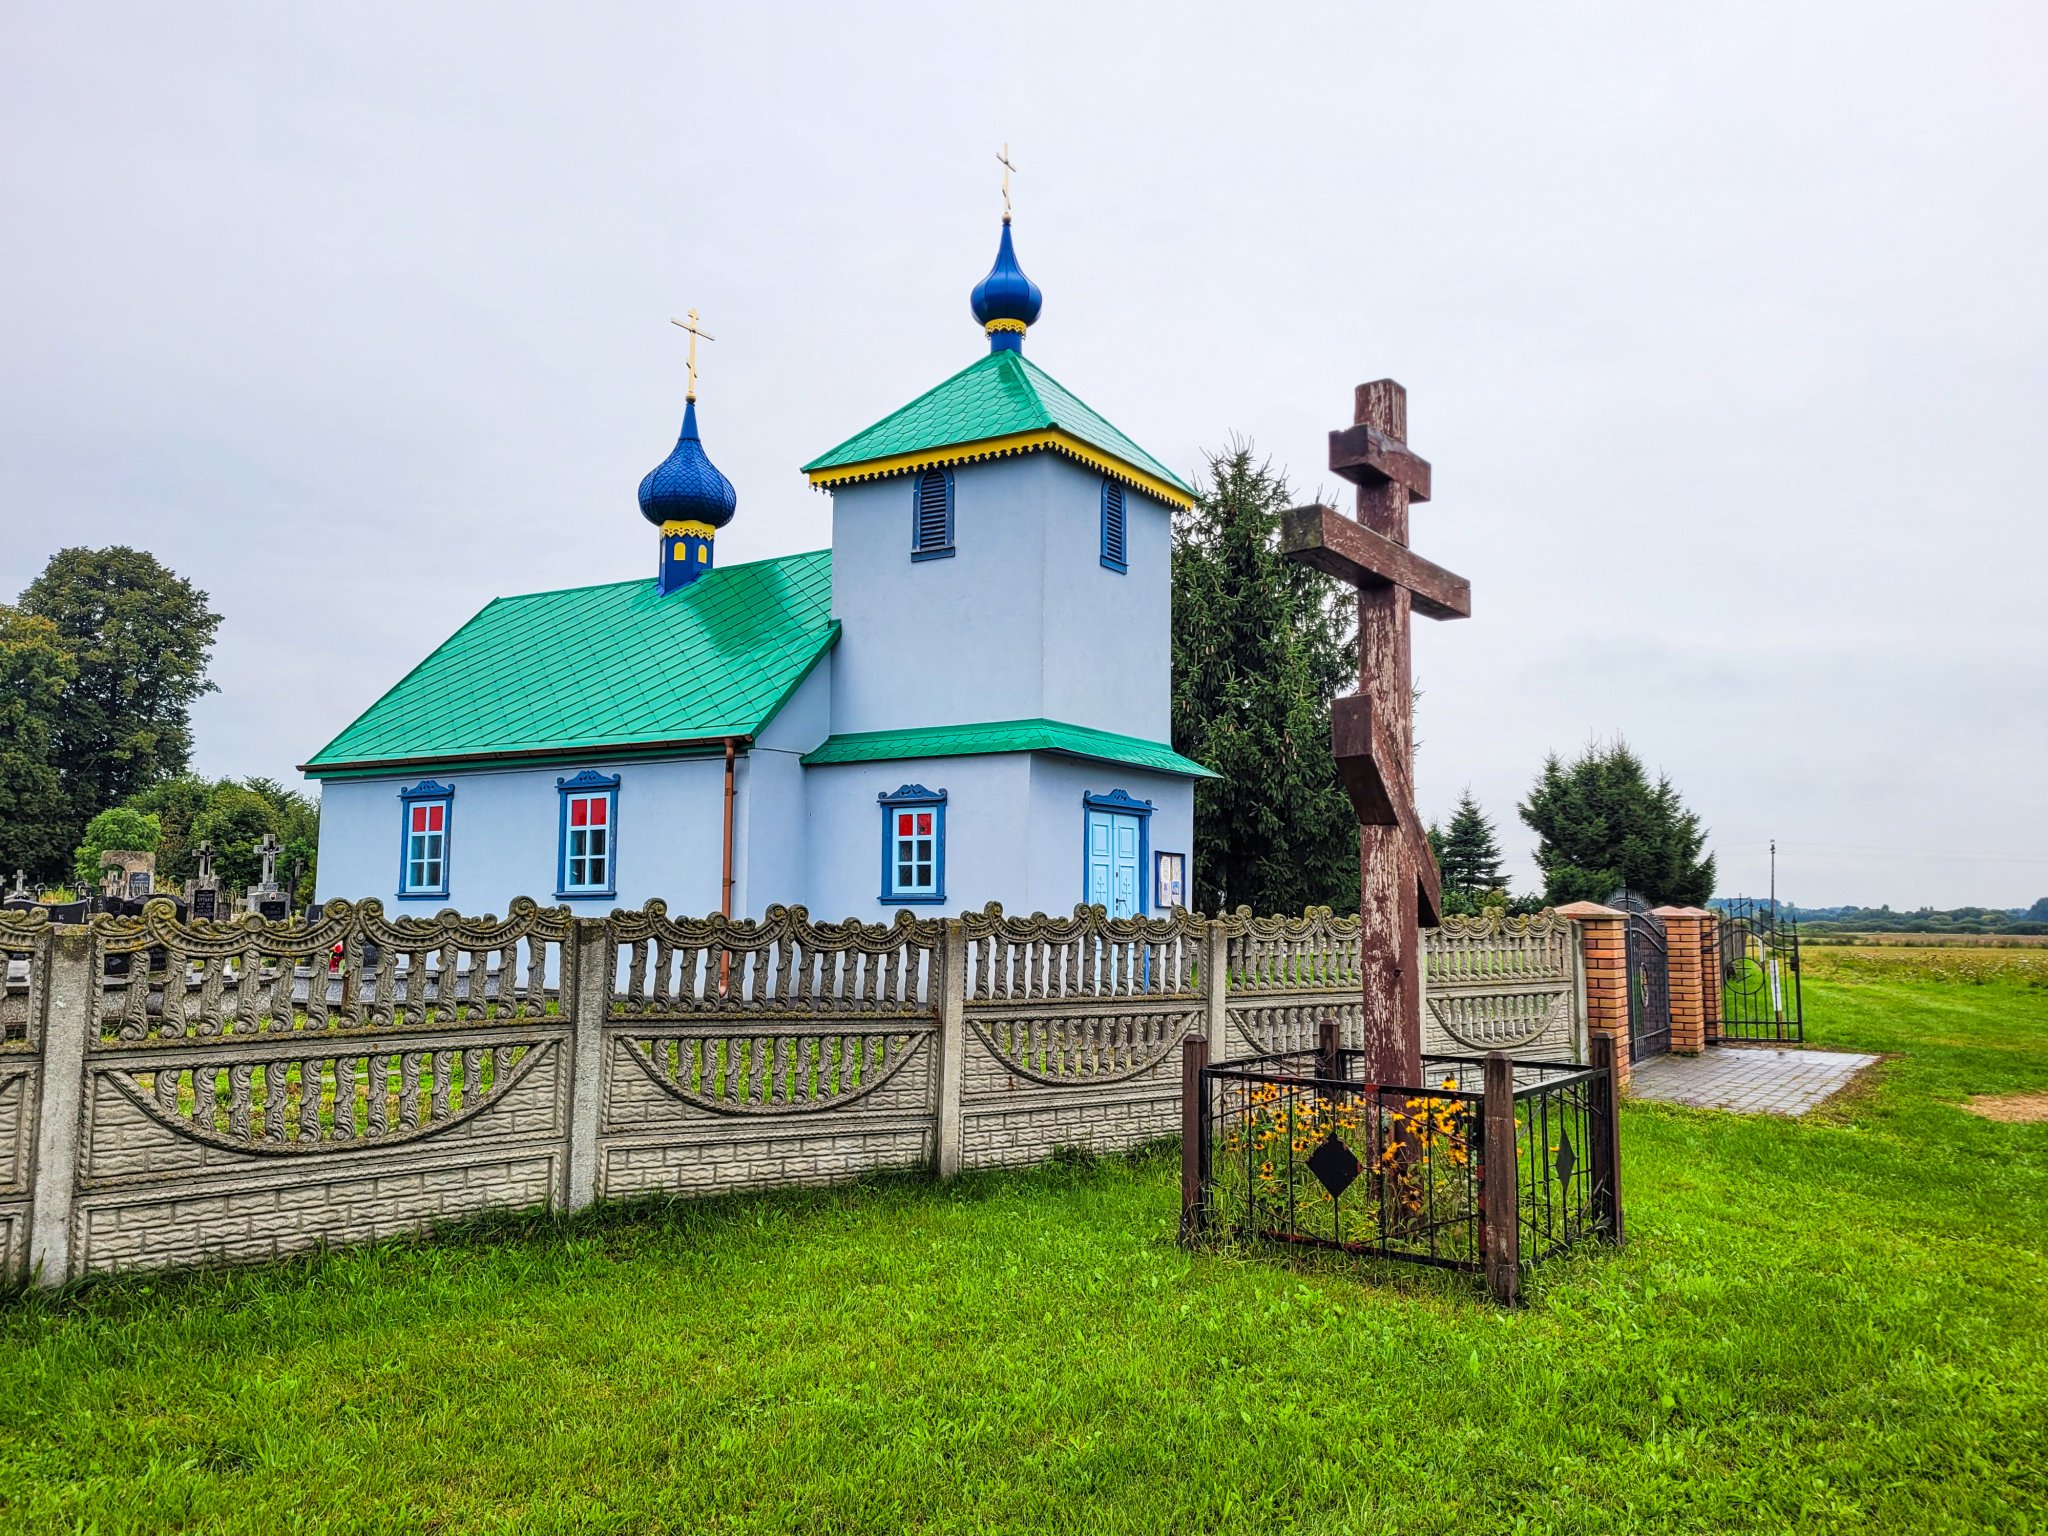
3,3,2043,909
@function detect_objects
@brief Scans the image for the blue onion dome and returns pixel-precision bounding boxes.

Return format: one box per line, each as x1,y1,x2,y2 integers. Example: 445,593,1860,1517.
970,218,1043,349
638,399,737,529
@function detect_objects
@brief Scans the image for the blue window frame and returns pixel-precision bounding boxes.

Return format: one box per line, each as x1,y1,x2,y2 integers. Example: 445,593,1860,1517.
1081,788,1152,918
879,784,946,904
556,770,621,899
397,780,454,900
1100,479,1127,573
911,467,955,561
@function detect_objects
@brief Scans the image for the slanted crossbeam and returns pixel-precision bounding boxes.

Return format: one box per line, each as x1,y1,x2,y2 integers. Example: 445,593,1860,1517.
1330,695,1442,924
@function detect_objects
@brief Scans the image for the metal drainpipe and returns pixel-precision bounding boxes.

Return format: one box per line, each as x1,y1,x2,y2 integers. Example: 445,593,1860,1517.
720,738,737,994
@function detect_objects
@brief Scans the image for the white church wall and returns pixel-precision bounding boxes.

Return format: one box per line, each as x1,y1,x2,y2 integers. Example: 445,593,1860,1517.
801,752,1199,922
828,454,1176,745
802,753,1034,919
737,658,834,915
1035,463,1175,746
313,756,729,917
827,458,1053,737
1022,755,1196,916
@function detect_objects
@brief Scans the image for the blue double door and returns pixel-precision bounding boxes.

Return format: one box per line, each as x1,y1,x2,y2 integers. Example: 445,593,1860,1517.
1084,807,1145,918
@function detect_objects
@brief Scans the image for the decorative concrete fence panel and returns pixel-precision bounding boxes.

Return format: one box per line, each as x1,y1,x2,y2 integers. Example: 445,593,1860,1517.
0,897,1593,1286
66,900,573,1278
1221,909,1366,1057
956,905,1205,1168
1421,910,1585,1062
598,903,944,1200
0,915,41,1279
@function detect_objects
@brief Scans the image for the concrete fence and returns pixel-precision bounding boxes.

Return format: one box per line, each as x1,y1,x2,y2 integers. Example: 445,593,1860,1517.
0,899,1587,1286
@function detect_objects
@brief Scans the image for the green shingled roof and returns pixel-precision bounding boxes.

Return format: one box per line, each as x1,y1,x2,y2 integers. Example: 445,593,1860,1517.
303,551,837,776
802,718,1217,779
801,350,1196,504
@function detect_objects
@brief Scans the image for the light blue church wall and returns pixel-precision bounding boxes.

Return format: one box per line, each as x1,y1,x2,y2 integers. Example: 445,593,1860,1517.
827,453,1174,742
314,658,836,922
315,757,730,917
731,657,832,916
803,751,1194,921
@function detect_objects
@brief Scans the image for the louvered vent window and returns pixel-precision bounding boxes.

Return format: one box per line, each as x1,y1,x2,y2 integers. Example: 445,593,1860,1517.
912,468,954,561
1100,481,1127,573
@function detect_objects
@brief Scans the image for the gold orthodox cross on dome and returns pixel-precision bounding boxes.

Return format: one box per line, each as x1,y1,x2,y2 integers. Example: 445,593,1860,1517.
997,143,1017,220
669,308,715,401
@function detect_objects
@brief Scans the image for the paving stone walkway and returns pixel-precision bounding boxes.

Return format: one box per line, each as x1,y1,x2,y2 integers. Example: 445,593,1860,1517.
1627,1045,1880,1116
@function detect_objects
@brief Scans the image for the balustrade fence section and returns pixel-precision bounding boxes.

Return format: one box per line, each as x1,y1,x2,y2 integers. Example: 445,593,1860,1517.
0,897,1595,1286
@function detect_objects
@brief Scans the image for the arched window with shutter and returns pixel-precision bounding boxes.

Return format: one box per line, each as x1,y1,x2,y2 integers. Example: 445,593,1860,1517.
911,467,955,561
1100,479,1127,573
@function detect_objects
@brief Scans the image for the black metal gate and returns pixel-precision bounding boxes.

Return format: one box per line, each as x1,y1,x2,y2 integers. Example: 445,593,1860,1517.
1607,889,1671,1062
1715,897,1803,1044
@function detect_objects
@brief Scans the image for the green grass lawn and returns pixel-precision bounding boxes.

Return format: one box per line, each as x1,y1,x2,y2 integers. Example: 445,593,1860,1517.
3,957,2045,1534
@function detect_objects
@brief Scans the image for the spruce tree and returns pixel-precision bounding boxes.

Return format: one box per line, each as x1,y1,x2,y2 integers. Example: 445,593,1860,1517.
1517,737,1715,906
1171,444,1358,915
1438,788,1506,901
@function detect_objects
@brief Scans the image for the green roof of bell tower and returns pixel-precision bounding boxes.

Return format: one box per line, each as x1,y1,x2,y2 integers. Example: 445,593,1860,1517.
801,350,1195,507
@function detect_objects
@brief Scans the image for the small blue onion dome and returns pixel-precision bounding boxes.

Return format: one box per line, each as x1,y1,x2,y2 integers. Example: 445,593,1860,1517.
969,218,1043,345
638,399,736,529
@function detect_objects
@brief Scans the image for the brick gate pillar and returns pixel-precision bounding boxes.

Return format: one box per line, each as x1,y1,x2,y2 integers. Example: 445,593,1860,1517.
1655,907,1707,1055
1556,901,1631,1090
1695,909,1723,1045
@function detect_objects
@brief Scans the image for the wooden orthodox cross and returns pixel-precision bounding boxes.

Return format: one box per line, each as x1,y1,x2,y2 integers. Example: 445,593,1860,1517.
1281,379,1471,1088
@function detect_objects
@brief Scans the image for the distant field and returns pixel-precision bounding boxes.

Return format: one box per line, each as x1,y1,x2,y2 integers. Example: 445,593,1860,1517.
1804,932,2048,949
1801,942,2048,988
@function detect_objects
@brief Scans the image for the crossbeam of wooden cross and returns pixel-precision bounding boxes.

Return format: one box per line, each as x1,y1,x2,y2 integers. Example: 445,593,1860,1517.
1280,377,1472,1088
1328,693,1442,924
1280,504,1470,621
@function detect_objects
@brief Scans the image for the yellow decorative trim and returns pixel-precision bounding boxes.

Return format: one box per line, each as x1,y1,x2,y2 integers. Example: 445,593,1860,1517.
660,520,717,538
984,318,1028,334
804,430,1195,510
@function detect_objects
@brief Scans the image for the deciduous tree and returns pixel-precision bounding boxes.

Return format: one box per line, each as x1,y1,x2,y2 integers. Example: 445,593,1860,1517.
19,547,221,855
72,806,163,889
0,606,75,881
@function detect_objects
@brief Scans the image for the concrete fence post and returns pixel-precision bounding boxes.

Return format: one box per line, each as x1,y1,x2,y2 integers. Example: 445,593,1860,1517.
564,917,611,1211
1555,902,1631,1091
1202,921,1230,1065
27,925,93,1288
934,919,967,1178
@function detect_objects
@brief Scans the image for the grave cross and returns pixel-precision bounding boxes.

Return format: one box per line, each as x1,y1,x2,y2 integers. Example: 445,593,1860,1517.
1281,378,1471,1087
254,833,283,890
193,840,215,882
9,869,23,898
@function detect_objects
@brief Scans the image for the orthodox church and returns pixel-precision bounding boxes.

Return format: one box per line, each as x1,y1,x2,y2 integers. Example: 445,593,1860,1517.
304,207,1213,922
